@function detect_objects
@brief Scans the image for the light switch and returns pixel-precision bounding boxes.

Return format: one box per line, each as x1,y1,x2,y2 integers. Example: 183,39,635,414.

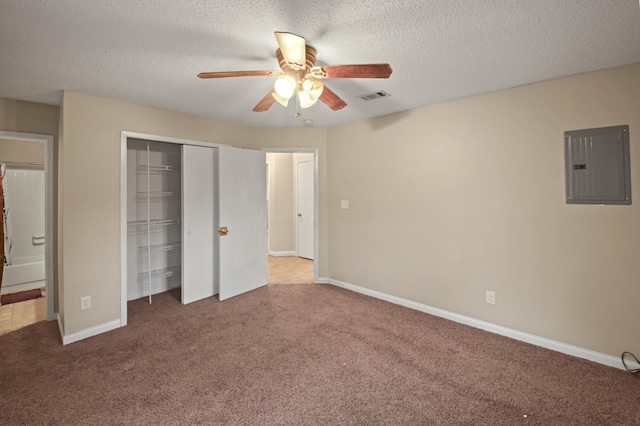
341,200,349,209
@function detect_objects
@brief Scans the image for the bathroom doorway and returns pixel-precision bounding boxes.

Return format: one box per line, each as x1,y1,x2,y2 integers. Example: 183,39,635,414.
0,131,54,334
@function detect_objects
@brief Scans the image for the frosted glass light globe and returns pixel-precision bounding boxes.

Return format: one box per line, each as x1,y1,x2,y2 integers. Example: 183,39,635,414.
274,76,295,99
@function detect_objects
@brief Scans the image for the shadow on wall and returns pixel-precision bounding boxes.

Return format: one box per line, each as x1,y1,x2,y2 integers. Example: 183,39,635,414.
368,109,413,131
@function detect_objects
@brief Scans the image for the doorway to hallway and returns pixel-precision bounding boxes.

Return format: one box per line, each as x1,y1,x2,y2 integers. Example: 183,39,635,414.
267,256,313,284
265,150,317,284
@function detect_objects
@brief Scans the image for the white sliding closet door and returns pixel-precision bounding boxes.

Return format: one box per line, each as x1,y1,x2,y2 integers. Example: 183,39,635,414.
219,147,267,301
181,145,215,304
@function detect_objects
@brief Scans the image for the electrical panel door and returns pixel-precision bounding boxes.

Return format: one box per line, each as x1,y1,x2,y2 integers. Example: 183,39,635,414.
564,125,630,205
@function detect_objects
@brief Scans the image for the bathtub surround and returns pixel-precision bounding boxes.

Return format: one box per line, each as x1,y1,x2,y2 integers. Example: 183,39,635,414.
1,167,46,294
0,140,47,293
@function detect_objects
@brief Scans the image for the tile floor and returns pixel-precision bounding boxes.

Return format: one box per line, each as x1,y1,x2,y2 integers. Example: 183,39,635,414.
0,288,46,336
267,256,314,284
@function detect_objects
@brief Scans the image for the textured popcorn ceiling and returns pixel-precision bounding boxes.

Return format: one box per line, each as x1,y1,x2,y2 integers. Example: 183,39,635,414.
1,0,640,128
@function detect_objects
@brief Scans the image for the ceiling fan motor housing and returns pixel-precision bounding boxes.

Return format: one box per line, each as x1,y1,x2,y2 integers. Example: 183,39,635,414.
276,46,318,73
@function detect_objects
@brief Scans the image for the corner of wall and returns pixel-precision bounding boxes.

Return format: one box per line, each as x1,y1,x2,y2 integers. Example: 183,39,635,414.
56,92,65,330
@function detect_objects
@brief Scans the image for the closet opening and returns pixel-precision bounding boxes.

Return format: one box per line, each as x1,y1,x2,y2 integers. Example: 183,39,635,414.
126,139,182,304
121,131,269,328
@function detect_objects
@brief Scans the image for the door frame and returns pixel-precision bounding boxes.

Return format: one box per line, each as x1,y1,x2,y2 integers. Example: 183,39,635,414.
265,161,271,254
262,148,319,284
0,131,55,321
120,131,227,326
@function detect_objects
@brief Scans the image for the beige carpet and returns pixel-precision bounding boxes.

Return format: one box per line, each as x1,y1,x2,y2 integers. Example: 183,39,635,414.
267,255,313,284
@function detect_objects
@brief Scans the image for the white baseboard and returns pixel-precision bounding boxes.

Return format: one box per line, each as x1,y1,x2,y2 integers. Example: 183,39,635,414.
51,277,639,372
323,278,635,371
268,251,297,257
60,317,121,345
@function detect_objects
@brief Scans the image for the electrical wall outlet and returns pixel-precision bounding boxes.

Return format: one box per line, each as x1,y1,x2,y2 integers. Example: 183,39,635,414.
485,291,496,305
80,296,92,310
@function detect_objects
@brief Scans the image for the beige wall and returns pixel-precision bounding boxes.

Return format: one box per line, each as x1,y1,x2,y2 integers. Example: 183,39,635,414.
326,62,640,358
0,98,59,136
0,139,45,166
266,153,295,253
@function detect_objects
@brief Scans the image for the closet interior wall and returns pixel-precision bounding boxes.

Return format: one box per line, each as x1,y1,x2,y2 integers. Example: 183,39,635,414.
126,139,181,302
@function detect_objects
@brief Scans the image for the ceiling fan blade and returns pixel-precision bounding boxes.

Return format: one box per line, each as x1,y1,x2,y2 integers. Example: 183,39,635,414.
274,32,306,70
319,86,347,111
198,70,281,79
309,63,393,79
253,90,277,112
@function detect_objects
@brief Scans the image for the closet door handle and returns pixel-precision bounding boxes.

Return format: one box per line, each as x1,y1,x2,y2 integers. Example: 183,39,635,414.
218,226,229,236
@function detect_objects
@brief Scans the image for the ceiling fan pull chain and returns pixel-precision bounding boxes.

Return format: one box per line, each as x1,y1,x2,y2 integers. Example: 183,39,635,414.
295,92,302,117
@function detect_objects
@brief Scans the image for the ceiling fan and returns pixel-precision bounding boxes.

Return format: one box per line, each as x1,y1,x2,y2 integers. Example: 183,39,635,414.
198,32,393,115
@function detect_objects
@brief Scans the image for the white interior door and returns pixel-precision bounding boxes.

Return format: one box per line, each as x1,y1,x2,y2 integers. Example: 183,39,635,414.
219,147,267,301
297,160,314,260
181,145,215,304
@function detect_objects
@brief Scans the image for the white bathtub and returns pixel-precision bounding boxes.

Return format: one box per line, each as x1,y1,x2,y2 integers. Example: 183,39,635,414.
1,257,45,294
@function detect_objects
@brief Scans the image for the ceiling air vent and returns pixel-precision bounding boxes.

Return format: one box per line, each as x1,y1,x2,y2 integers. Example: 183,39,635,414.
358,90,391,101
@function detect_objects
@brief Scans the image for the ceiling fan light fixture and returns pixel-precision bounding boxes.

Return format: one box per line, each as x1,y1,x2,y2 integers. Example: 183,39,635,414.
272,92,290,107
302,78,324,101
199,31,392,114
298,90,317,109
274,76,295,99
